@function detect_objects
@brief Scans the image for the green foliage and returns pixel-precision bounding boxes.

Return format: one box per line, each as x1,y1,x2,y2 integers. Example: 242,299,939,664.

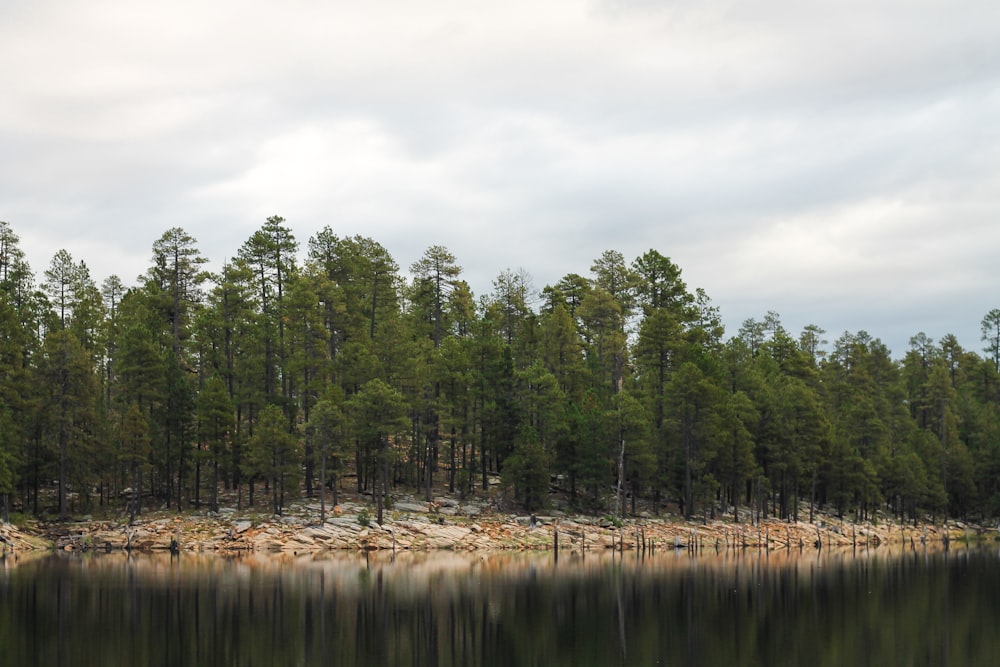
503,426,550,511
348,378,409,524
0,408,18,496
245,404,302,515
6,215,1000,523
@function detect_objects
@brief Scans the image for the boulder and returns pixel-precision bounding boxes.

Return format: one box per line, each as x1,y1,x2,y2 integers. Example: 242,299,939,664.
394,502,430,513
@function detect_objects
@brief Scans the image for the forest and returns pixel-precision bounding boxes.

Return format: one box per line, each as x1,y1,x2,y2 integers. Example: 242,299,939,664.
1,217,999,526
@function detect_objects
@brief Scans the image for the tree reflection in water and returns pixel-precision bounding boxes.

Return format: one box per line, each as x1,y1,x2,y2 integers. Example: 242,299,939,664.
1,546,998,666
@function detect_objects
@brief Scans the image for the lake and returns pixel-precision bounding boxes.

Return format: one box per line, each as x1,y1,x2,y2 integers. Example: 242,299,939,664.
1,544,997,666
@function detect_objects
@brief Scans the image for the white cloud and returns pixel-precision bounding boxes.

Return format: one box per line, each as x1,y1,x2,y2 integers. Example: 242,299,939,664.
3,0,1000,355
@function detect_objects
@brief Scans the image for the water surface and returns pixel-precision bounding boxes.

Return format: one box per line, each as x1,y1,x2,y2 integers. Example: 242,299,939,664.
1,545,996,666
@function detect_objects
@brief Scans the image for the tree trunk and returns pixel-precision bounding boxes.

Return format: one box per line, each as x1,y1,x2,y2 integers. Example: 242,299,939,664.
59,369,68,520
194,450,202,509
616,431,626,519
320,448,327,522
425,435,433,502
177,438,187,512
810,468,817,523
683,428,693,521
305,440,315,498
211,460,219,513
377,440,387,526
449,427,457,494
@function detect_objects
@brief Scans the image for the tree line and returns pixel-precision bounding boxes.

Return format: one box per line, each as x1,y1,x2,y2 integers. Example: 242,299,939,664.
1,217,999,525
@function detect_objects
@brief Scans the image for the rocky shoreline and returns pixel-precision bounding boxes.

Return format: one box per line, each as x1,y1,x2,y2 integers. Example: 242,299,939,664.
2,495,993,556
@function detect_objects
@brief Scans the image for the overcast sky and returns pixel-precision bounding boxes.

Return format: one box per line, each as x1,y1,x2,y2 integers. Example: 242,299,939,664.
3,0,999,359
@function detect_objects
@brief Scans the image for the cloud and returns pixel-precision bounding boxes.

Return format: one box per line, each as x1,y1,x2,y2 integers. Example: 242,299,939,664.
3,0,1000,356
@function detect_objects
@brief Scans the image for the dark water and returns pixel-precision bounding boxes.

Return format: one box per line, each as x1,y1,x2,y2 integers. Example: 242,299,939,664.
2,546,998,666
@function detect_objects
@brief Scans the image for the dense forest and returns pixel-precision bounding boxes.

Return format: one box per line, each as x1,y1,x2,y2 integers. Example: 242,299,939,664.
1,217,999,526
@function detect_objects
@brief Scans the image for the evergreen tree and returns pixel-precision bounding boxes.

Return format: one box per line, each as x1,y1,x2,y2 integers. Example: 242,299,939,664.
148,227,209,359
503,425,550,511
304,397,346,521
121,402,151,522
245,404,301,515
35,329,99,518
348,378,409,525
237,216,298,408
196,374,234,512
409,245,462,348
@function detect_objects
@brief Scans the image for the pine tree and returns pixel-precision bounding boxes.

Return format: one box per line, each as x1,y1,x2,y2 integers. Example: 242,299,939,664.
245,404,301,515
348,378,409,525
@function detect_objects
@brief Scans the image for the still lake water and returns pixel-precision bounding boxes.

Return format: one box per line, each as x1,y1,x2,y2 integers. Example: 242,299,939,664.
2,545,998,666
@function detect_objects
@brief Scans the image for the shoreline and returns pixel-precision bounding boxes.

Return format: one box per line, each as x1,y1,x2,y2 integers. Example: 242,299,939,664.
3,495,993,555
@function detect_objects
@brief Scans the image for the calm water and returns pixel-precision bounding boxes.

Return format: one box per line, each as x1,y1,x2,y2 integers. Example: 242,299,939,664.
1,545,998,666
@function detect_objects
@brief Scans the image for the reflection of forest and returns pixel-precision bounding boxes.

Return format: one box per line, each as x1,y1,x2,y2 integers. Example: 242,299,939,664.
1,548,995,666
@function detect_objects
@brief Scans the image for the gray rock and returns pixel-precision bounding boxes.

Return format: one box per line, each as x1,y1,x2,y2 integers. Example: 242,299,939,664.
325,517,364,531
394,502,430,513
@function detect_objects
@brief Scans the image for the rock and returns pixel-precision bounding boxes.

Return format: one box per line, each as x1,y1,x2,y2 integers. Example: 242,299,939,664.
325,517,365,532
430,525,471,542
233,521,252,534
394,502,429,513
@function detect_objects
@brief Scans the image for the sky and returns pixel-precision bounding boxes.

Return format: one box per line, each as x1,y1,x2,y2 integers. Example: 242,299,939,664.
3,0,1000,359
